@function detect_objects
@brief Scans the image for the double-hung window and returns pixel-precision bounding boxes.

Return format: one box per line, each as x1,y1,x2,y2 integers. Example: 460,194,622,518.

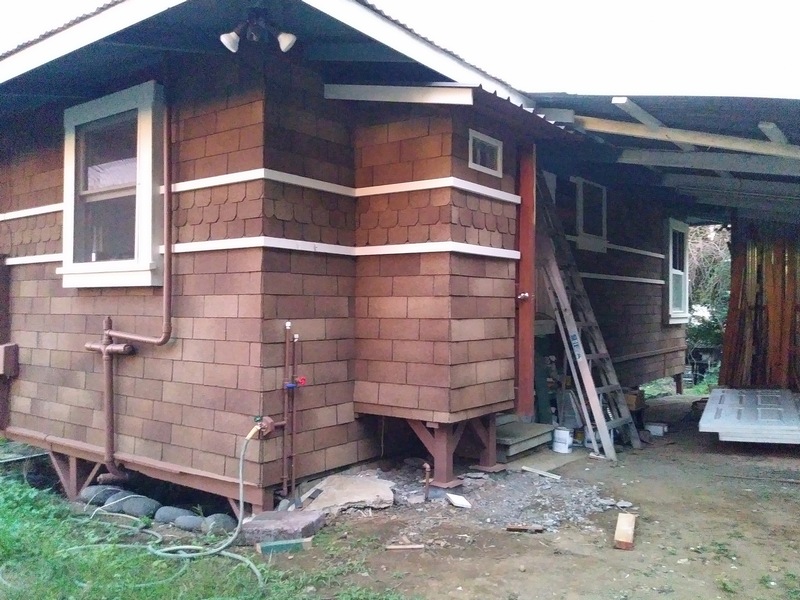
59,81,164,288
667,218,690,324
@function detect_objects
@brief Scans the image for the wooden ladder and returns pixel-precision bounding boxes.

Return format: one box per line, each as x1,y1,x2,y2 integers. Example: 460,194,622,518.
536,180,641,461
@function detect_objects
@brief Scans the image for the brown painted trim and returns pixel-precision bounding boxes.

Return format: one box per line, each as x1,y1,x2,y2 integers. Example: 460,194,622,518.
353,401,514,424
612,345,687,364
2,426,269,508
515,145,536,419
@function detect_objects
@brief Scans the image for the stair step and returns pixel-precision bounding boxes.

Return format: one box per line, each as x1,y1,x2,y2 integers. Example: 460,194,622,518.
595,384,623,395
496,422,555,463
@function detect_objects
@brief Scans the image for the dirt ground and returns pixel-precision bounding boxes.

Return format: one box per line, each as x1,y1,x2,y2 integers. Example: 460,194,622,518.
278,396,800,600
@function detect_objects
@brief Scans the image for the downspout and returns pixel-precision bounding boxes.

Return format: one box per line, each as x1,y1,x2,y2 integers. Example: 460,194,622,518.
86,94,174,482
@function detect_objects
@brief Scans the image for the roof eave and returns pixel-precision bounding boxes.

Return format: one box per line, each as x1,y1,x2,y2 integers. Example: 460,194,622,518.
0,0,190,86
301,0,535,110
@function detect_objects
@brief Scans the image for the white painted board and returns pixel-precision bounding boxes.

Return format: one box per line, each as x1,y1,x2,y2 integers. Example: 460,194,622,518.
699,388,800,444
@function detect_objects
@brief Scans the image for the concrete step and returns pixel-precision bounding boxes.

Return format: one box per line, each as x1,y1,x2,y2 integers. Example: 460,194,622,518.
496,421,555,463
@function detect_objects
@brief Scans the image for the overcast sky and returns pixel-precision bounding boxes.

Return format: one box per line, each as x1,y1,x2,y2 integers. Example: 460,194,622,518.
2,0,798,99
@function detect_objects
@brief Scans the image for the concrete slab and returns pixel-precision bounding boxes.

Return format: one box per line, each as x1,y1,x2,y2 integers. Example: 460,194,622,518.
304,475,395,515
241,510,325,545
507,445,589,473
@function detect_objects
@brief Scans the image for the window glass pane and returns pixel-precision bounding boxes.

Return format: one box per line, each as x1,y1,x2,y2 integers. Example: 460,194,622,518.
582,182,604,237
672,272,684,311
672,229,685,271
79,111,137,192
471,137,499,171
556,177,577,236
74,194,136,262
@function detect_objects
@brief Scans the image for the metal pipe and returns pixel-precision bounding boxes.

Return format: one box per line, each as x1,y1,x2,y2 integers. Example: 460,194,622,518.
106,96,174,346
281,321,291,496
85,90,174,481
290,332,299,502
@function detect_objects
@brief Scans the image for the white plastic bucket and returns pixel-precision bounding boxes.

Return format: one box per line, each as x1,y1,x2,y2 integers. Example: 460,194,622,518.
553,426,573,453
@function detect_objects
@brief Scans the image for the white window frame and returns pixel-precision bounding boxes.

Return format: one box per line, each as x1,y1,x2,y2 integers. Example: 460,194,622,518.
667,218,690,324
571,176,607,253
468,129,503,178
58,80,164,288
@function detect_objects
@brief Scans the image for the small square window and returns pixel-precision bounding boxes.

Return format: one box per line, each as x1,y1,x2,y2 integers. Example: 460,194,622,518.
468,129,503,178
58,81,164,288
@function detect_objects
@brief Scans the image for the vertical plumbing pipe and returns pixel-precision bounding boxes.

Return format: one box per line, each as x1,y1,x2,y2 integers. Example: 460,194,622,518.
87,85,173,480
281,321,291,496
291,332,299,500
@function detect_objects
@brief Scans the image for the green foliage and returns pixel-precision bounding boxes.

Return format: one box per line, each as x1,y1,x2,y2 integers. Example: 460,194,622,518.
687,226,731,348
0,476,409,600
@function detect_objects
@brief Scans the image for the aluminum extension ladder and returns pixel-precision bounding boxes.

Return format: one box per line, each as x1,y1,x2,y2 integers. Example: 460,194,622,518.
536,180,642,461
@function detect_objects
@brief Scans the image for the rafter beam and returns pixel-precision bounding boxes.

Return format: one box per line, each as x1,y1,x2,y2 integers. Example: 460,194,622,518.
612,96,732,178
612,97,693,151
662,174,800,199
574,115,800,160
693,192,800,216
615,149,800,177
324,84,474,105
758,121,789,144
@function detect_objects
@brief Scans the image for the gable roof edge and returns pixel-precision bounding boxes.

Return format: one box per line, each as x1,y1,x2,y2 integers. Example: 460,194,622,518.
301,0,534,110
0,0,190,86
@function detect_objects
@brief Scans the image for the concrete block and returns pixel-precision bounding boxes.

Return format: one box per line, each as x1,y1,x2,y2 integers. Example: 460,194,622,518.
241,510,325,545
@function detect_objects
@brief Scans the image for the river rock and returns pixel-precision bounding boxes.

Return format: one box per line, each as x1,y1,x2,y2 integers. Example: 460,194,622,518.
174,515,205,532
103,491,137,513
154,506,196,524
79,485,123,505
202,513,238,534
123,496,162,518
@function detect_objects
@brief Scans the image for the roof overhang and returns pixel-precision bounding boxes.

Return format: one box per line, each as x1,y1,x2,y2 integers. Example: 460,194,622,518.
0,0,190,86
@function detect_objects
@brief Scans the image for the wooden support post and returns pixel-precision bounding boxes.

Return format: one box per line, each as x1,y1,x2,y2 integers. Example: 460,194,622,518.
673,372,683,395
468,414,504,472
406,419,466,488
49,452,102,501
515,145,537,422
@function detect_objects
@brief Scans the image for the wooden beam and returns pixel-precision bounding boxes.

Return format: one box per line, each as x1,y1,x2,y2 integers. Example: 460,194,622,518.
615,149,800,177
324,84,474,105
661,174,800,199
515,146,536,421
758,121,788,144
692,192,800,215
612,97,731,178
614,513,637,550
534,108,574,124
575,115,800,160
612,97,694,151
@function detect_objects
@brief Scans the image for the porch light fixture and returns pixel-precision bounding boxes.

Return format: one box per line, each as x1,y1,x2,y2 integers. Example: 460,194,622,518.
220,7,296,53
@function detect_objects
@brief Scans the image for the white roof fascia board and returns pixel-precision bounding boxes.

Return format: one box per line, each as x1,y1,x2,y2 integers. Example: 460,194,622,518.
662,174,800,199
576,115,800,160
324,84,474,105
301,0,534,109
617,149,800,177
0,0,190,85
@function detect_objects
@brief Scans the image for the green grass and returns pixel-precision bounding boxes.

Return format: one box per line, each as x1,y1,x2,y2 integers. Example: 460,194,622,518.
0,474,409,600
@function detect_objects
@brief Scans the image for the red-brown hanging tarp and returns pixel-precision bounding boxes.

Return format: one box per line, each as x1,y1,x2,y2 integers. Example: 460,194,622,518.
720,219,800,391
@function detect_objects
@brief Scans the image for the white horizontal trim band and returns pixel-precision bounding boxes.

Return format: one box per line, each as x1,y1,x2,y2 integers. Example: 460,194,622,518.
355,176,520,204
0,171,521,225
606,242,665,260
579,272,665,285
0,203,63,222
165,237,520,260
4,253,63,265
566,235,664,259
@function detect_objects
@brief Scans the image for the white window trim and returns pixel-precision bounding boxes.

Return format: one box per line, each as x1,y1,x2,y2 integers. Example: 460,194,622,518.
667,218,690,324
468,129,503,178
571,176,607,253
57,80,164,288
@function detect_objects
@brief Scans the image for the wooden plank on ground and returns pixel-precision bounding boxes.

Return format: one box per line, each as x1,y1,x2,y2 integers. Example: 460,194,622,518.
613,513,637,550
520,466,562,480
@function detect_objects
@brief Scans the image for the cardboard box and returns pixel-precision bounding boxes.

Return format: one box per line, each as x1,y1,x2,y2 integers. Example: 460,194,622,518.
624,389,645,411
644,422,668,436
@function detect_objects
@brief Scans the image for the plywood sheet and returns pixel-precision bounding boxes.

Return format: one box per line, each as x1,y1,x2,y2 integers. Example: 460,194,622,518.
699,388,800,444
